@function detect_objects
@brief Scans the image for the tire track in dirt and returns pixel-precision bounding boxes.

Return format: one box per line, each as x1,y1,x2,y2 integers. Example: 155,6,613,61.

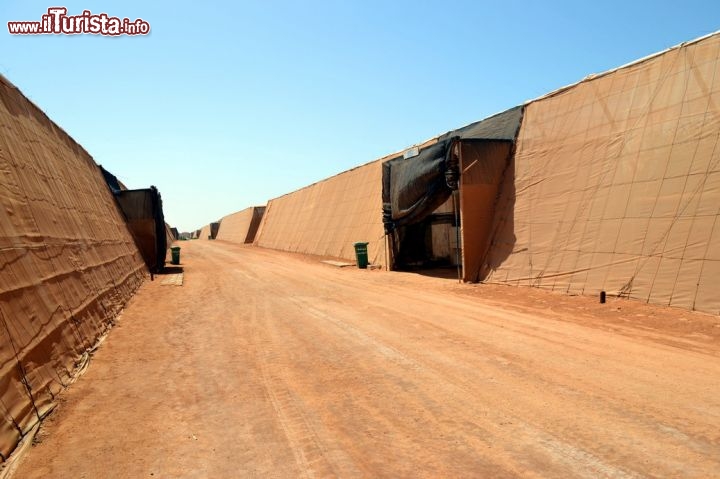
225,244,719,477
247,293,338,479
282,293,646,478
225,242,719,476
13,241,720,478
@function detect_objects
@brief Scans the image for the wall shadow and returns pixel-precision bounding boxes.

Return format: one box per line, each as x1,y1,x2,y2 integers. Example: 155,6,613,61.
477,154,516,281
410,266,461,280
159,265,184,274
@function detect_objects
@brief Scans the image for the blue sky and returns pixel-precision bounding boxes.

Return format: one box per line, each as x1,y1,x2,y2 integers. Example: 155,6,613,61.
1,1,718,232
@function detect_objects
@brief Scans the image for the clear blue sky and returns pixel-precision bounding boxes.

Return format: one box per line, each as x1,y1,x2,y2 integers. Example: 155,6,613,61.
1,1,718,232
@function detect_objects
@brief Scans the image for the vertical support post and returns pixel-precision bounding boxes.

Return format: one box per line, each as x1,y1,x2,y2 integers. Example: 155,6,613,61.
455,140,463,283
384,234,389,271
445,138,462,283
453,189,461,283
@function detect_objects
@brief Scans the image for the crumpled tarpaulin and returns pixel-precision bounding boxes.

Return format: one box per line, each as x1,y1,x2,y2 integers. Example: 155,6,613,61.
382,106,523,234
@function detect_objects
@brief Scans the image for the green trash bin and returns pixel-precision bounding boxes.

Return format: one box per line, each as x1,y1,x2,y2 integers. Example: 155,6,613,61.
353,242,369,269
170,246,181,265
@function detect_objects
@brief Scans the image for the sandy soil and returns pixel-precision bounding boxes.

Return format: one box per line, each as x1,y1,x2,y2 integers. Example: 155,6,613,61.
12,241,720,478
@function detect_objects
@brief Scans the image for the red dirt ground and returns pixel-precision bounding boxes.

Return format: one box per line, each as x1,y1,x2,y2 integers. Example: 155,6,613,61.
11,241,720,478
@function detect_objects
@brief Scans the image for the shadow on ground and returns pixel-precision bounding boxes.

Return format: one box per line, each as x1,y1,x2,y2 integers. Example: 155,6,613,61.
159,266,184,274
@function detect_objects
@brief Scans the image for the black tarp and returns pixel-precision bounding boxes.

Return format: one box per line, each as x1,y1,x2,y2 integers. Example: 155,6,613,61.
99,165,124,193
210,222,220,239
382,106,523,234
114,187,168,272
382,141,450,231
99,167,170,271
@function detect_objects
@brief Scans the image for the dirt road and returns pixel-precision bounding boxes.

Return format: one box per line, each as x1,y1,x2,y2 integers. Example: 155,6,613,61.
13,241,720,478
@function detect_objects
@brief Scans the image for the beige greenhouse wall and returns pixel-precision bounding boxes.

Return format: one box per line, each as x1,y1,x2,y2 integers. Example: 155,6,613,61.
198,224,211,240
216,206,266,244
255,160,386,266
483,32,720,314
0,75,146,459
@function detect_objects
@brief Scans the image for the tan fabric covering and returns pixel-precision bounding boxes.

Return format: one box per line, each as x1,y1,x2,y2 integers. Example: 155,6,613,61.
216,206,265,244
198,224,211,240
165,222,175,250
255,160,386,266
484,32,720,314
0,75,146,459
